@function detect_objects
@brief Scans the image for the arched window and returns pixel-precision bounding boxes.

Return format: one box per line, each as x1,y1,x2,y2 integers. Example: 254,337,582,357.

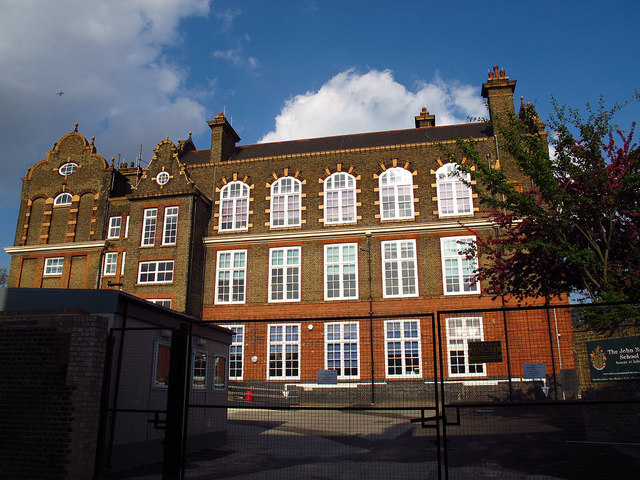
53,192,72,206
324,172,356,224
220,181,249,231
379,168,414,220
270,177,301,227
436,163,473,217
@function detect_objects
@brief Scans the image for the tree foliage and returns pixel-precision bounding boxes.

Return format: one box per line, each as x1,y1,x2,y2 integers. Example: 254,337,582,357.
449,95,640,306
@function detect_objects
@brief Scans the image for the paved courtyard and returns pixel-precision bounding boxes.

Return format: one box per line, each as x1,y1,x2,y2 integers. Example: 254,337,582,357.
111,405,640,479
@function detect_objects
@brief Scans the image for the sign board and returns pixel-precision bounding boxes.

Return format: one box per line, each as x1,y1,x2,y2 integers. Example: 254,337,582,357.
587,336,640,382
522,362,546,379
468,340,503,363
317,369,338,385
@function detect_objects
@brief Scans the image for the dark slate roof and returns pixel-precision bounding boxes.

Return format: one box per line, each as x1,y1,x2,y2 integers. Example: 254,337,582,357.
182,122,492,165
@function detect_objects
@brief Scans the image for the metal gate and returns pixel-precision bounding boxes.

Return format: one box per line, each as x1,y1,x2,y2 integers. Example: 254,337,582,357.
98,304,640,479
434,303,640,479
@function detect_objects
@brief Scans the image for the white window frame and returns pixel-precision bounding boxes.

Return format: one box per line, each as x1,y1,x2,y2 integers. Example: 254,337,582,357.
219,181,250,232
103,252,118,276
227,325,244,380
124,215,130,238
324,172,356,225
58,162,78,176
215,250,247,304
325,322,360,379
440,236,480,295
107,216,122,239
381,239,418,298
379,168,414,220
445,317,486,377
137,260,174,284
141,208,157,246
436,163,473,217
162,206,179,245
147,298,172,308
269,246,301,302
156,171,170,186
120,251,126,275
43,257,64,276
270,177,301,228
267,323,300,380
384,319,422,378
324,243,358,300
53,193,72,206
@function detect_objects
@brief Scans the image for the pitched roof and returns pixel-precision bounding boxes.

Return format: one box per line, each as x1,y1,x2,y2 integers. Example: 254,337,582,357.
182,122,493,165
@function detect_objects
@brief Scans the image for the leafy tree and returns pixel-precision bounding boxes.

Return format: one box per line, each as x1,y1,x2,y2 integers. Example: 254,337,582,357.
449,95,640,308
0,267,7,287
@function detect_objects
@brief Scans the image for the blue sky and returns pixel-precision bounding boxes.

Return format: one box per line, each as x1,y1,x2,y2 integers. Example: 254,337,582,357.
0,0,638,269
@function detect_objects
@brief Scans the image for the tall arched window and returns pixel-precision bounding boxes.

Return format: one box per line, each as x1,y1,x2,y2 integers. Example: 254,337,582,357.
219,181,249,231
379,168,414,220
324,172,356,224
270,177,301,227
436,163,473,217
53,192,72,206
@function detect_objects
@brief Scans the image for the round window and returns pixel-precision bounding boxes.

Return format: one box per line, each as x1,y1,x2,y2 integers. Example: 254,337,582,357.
59,162,78,176
156,171,170,185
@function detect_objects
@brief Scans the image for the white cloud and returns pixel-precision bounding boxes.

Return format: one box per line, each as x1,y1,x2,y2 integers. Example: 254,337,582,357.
211,33,259,70
212,48,259,69
214,7,242,32
0,0,213,189
260,69,487,143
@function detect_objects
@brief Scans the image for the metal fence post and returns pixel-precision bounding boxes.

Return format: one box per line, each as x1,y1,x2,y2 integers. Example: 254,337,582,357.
163,323,189,479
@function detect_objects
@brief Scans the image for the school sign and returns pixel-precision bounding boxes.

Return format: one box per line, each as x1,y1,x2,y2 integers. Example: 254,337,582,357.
587,336,640,382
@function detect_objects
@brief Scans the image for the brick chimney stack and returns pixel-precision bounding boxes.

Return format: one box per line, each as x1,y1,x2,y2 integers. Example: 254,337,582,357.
481,65,517,126
414,107,436,128
208,112,240,163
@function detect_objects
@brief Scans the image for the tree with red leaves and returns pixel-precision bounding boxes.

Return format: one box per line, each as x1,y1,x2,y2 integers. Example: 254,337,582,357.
451,96,640,307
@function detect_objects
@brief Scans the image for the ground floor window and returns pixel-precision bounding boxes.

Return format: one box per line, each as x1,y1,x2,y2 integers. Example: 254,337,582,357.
325,322,359,378
384,319,421,378
147,298,172,308
214,356,227,389
446,317,485,376
192,351,207,390
268,324,300,379
154,342,171,388
227,325,244,379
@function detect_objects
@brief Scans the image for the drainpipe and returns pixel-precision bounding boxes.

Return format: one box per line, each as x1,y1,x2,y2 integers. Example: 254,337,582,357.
96,165,117,289
366,232,375,405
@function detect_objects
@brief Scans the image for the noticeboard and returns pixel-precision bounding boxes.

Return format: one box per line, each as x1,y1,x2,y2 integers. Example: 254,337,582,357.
522,362,546,379
587,336,640,382
468,340,503,363
317,369,338,385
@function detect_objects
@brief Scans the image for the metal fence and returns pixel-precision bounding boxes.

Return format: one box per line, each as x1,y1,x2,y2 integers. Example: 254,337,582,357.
98,303,640,479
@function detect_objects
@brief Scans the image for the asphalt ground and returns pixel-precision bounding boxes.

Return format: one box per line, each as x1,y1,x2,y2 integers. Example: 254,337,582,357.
111,404,640,479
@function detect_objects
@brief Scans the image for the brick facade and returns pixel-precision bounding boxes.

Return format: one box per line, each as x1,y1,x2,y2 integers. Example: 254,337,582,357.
6,66,573,389
0,311,108,480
